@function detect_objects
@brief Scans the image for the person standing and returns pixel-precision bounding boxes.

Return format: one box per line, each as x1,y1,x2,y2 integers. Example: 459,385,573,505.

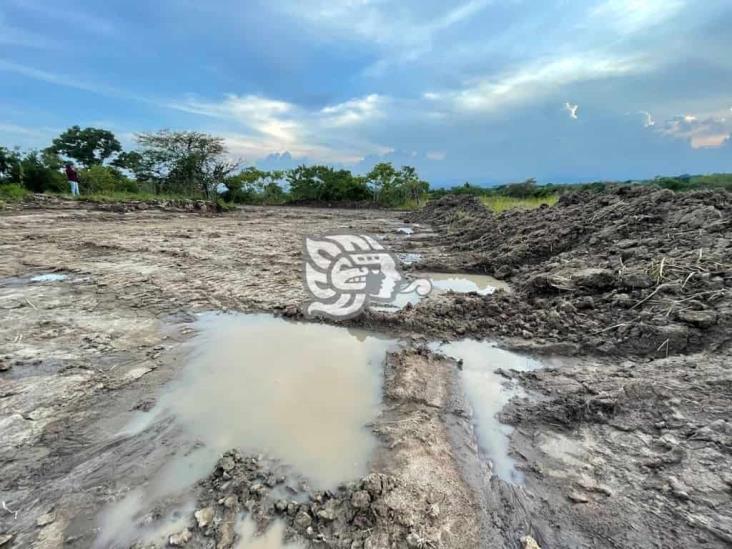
65,162,80,196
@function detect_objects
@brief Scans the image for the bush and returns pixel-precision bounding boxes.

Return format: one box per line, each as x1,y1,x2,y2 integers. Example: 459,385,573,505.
0,183,29,202
20,153,67,193
78,165,139,194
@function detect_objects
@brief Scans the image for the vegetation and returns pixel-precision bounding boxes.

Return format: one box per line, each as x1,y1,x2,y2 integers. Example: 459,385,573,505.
1,125,730,212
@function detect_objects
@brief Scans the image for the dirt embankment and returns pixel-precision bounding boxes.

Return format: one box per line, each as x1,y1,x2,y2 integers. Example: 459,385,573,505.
405,187,731,357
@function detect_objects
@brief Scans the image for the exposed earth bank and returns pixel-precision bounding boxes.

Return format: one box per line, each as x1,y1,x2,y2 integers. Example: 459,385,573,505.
0,191,730,548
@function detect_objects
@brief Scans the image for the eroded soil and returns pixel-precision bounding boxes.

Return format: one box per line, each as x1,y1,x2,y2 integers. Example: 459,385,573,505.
1,193,730,548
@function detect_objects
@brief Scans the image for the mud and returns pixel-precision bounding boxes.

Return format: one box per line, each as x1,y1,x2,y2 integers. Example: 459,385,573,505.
1,192,730,548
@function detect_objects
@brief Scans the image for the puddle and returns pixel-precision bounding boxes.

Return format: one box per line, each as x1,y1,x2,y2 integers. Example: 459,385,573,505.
236,517,305,548
431,339,541,483
396,227,414,235
372,272,511,312
426,272,511,295
30,273,68,283
397,252,422,265
97,314,394,546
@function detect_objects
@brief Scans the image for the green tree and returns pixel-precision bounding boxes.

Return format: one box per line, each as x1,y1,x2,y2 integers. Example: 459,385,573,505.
19,151,67,193
135,130,237,197
365,162,398,202
47,126,122,167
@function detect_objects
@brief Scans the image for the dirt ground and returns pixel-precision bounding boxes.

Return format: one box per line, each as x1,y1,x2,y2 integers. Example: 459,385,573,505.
0,194,730,548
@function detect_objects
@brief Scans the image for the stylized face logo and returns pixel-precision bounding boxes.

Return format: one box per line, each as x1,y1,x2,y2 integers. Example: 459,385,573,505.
303,234,431,320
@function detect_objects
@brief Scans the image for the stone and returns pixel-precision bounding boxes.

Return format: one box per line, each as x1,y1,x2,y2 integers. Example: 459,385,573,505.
571,268,616,290
36,511,56,526
317,500,338,522
0,360,10,372
568,491,589,503
219,456,235,472
194,507,214,529
168,528,192,546
675,309,718,329
294,510,312,529
521,535,541,549
351,490,371,509
222,495,238,509
0,534,13,547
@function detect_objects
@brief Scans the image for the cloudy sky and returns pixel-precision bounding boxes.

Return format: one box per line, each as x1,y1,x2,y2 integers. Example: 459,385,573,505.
1,0,731,185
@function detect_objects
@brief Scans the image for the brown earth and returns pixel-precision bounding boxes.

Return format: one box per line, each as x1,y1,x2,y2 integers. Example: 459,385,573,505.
0,192,730,548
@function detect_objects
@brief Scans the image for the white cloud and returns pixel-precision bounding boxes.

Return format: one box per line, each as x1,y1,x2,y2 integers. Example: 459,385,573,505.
640,110,655,127
320,94,386,127
589,0,686,34
662,113,731,149
170,93,391,164
426,150,447,160
424,53,644,113
565,102,579,119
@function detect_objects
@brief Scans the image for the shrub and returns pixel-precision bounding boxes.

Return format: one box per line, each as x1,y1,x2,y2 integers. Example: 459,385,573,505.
20,153,67,193
78,165,139,194
0,183,29,202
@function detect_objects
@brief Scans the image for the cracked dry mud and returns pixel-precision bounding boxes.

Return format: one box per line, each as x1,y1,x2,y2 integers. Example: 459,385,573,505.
0,193,730,548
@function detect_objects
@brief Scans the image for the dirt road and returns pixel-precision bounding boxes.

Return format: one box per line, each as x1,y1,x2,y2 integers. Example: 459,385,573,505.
0,196,729,548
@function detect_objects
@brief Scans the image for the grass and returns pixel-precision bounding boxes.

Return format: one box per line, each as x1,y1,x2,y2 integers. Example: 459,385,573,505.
0,183,30,202
73,191,196,203
480,194,558,212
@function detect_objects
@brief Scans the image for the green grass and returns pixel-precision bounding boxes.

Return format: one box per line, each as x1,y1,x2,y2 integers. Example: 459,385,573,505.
0,183,30,202
73,191,196,203
480,194,558,212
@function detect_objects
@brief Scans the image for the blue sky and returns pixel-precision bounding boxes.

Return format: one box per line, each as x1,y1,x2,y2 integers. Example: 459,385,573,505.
1,0,731,186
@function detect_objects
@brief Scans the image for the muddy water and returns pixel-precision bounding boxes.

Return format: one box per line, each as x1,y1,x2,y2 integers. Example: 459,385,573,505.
235,517,305,548
432,339,540,483
374,272,511,311
96,314,394,546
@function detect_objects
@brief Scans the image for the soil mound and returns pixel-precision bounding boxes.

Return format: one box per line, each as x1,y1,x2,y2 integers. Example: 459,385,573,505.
407,187,731,356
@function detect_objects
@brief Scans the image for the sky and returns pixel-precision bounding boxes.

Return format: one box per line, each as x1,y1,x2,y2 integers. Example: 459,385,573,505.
1,0,731,186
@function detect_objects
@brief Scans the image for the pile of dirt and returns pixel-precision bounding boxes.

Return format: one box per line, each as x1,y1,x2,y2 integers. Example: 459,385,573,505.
10,193,219,213
406,187,731,356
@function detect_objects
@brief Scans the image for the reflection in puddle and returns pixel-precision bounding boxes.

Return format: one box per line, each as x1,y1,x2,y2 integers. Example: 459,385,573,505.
97,314,394,546
396,227,414,235
431,339,540,483
397,252,422,265
160,313,393,487
426,272,511,295
30,273,68,282
372,272,511,312
236,517,305,549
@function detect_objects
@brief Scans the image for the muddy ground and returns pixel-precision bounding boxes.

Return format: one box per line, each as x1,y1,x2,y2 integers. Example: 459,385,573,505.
0,192,730,548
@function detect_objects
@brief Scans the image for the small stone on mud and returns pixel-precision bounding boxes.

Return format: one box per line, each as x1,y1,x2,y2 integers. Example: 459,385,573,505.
194,506,214,529
0,360,11,372
0,534,13,547
222,495,238,509
36,511,56,526
568,491,590,503
168,528,192,546
351,490,371,509
521,534,541,549
294,510,312,529
219,455,235,472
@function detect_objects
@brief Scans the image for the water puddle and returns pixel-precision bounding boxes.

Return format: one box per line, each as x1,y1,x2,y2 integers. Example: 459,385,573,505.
431,339,541,483
236,517,305,548
372,272,511,312
96,313,394,546
30,273,68,283
397,252,422,265
396,227,414,235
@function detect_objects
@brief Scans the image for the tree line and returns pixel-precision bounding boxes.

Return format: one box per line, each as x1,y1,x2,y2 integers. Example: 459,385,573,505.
0,125,429,207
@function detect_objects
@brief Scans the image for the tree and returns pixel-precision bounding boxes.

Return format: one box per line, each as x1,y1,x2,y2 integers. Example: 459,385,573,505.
135,130,237,197
47,126,122,167
366,162,398,202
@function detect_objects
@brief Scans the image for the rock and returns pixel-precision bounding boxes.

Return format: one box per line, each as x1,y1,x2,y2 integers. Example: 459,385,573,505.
361,473,383,496
316,500,338,522
168,528,192,546
36,511,56,526
568,491,590,503
222,495,238,509
194,507,214,529
675,309,718,328
351,490,371,509
219,456,235,472
294,510,312,529
406,533,423,548
571,268,616,290
521,535,541,549
0,534,13,547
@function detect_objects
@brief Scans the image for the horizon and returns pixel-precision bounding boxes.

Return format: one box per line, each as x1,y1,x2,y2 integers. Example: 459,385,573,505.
1,1,732,185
